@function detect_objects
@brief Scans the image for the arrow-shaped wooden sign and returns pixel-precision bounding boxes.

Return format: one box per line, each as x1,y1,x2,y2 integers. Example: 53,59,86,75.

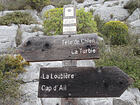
38,66,133,98
17,34,99,62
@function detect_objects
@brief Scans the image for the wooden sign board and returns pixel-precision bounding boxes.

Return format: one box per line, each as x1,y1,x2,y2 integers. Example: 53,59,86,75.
17,34,99,62
38,66,132,98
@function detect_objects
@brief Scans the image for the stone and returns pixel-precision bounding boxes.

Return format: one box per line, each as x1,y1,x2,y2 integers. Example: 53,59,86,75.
19,82,42,105
19,61,62,82
41,5,55,17
0,25,18,53
130,20,140,35
129,88,140,105
113,88,138,105
103,0,120,7
127,8,140,23
78,98,113,105
77,0,104,9
93,6,129,22
41,98,61,105
21,31,44,43
119,0,131,7
138,39,140,44
25,10,43,24
20,24,43,33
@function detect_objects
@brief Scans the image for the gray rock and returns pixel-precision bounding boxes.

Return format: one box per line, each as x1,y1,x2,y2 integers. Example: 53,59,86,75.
0,11,13,17
127,8,140,23
84,4,102,12
41,5,55,17
0,25,18,53
103,0,120,7
130,20,140,35
25,10,43,24
19,61,62,82
138,39,140,44
19,82,42,105
77,0,104,9
93,6,129,22
84,0,104,6
78,98,113,105
41,98,61,105
129,88,140,105
113,88,139,105
20,24,43,33
119,0,131,7
22,31,44,43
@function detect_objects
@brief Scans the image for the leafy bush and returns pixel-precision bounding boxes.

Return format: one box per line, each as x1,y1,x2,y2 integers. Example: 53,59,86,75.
77,9,97,34
95,38,140,89
3,0,26,10
102,21,128,45
50,0,71,8
94,15,105,34
124,0,140,14
76,0,84,3
15,27,22,47
0,55,29,104
44,8,97,35
26,0,50,11
0,3,4,11
0,12,37,25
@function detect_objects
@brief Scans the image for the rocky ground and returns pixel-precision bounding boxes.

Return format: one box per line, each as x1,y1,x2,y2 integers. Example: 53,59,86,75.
0,0,140,105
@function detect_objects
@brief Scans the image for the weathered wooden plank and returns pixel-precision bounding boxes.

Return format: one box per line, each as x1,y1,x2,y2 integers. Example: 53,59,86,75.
38,66,133,98
17,34,99,62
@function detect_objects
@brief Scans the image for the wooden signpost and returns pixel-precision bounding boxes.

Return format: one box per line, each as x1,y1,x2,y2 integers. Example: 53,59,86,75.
17,34,99,62
38,67,132,98
17,4,133,105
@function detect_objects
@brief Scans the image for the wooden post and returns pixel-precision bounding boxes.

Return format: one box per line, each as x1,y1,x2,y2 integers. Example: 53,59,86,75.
62,4,78,105
61,60,78,105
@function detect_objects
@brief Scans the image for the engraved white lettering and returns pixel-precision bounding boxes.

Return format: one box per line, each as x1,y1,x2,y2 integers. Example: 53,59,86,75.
41,73,75,80
62,38,96,46
41,85,67,92
71,48,96,55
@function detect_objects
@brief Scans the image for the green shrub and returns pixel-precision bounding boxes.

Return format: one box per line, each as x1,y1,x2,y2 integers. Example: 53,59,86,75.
76,0,84,3
102,21,128,45
77,9,97,34
95,43,140,89
94,15,105,34
2,0,26,10
51,0,71,8
15,27,22,47
0,12,37,25
0,55,29,104
0,3,4,11
124,0,140,14
26,0,50,11
43,8,97,35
